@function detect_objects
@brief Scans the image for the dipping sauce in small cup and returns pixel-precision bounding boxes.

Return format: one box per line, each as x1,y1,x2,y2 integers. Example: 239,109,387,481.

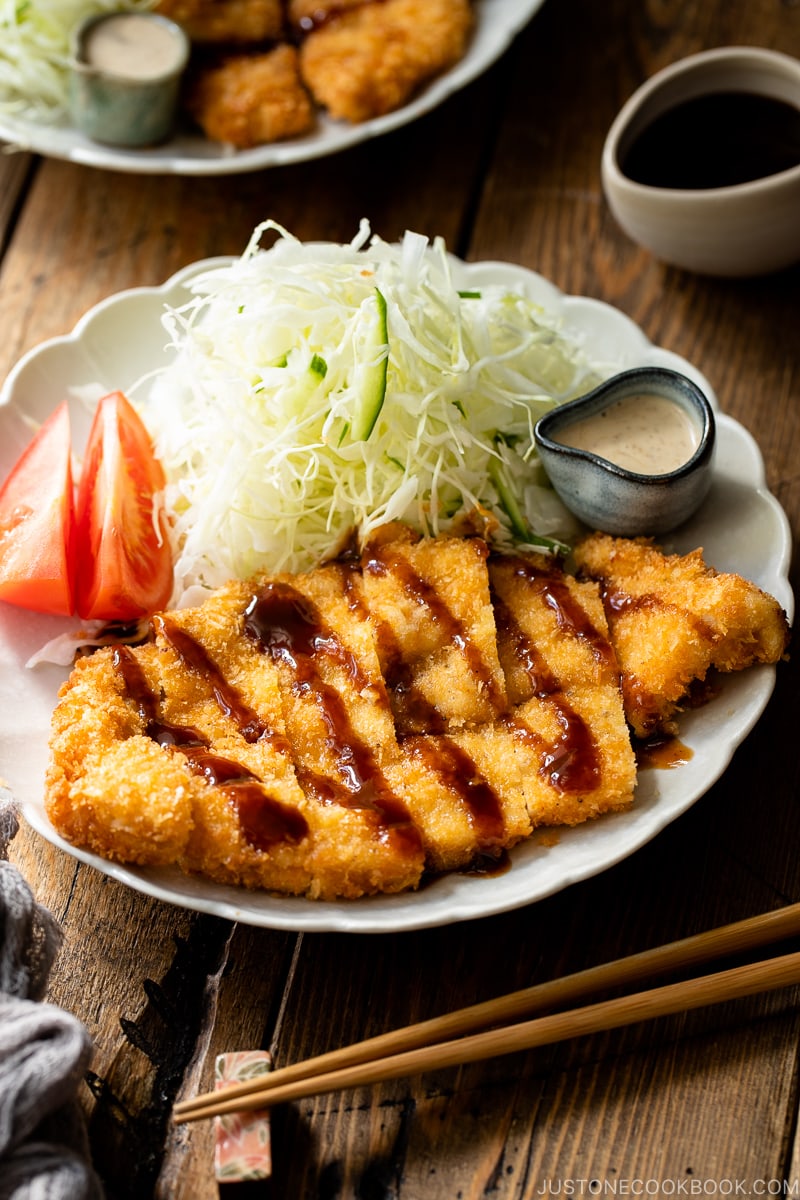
70,11,190,147
553,391,701,475
82,12,187,80
533,367,716,537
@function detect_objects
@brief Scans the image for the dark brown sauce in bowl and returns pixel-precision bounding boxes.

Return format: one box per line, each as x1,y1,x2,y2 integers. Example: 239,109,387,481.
621,91,800,189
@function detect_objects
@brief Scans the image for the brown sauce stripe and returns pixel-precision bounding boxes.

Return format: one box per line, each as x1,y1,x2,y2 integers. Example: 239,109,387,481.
508,556,617,673
111,646,308,850
491,577,601,794
154,614,272,745
404,734,505,847
363,541,507,729
601,583,719,644
243,580,422,854
634,733,694,770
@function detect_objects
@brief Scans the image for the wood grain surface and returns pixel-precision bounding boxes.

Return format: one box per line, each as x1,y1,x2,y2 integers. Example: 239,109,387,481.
2,1,799,1197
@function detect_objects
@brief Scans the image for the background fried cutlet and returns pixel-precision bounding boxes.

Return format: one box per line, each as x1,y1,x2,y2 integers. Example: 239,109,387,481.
287,0,372,29
358,525,508,734
185,46,316,149
298,0,474,123
155,0,284,43
573,532,791,737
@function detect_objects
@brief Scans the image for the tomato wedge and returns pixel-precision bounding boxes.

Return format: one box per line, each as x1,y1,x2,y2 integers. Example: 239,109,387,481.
75,391,173,621
0,401,76,615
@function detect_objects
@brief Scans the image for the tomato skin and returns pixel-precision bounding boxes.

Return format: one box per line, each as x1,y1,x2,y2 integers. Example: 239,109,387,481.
0,401,76,615
75,391,173,621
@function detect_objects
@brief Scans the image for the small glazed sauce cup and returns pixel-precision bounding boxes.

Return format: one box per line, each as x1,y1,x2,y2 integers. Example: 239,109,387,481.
69,12,190,148
533,367,715,537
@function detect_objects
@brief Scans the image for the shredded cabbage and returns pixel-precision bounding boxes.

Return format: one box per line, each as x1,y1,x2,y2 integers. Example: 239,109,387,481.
0,0,153,123
138,220,603,604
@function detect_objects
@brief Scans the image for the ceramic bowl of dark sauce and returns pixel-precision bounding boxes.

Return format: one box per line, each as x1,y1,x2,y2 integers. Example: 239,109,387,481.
533,367,715,537
601,46,800,276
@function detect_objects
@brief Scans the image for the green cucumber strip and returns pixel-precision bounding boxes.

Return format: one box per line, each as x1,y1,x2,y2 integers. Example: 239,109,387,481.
349,287,388,441
488,456,529,540
489,451,570,554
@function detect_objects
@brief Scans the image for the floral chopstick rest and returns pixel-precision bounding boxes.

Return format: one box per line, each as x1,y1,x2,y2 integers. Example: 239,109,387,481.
214,1050,273,1183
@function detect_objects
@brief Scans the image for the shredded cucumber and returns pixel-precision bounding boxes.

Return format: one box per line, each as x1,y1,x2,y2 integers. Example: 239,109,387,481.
0,0,153,122
140,220,599,604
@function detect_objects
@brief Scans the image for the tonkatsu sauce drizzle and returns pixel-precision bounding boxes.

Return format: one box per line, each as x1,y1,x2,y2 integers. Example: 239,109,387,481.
634,733,694,770
111,646,308,849
601,584,719,644
244,581,421,851
405,734,505,846
510,557,616,674
154,614,272,743
364,540,507,723
491,580,601,793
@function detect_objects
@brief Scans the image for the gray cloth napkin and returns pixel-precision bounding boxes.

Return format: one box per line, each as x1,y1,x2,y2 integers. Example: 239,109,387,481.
0,798,103,1200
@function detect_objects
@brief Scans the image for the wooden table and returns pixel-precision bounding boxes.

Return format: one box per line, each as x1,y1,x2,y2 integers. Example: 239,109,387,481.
2,1,800,1196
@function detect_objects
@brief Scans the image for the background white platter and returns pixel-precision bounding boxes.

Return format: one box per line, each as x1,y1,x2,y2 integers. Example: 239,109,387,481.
0,0,547,176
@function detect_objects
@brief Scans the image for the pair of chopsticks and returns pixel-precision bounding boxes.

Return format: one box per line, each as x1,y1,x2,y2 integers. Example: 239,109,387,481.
173,900,800,1124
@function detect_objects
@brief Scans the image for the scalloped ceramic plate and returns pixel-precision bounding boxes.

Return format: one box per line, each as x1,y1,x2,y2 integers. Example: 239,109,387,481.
0,0,546,176
0,255,792,932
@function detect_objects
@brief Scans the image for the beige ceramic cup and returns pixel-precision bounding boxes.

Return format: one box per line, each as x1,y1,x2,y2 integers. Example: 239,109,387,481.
601,46,800,277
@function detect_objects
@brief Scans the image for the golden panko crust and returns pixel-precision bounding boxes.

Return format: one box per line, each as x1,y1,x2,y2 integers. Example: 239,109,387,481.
155,0,285,43
573,532,790,737
45,526,788,899
186,46,316,149
299,0,474,122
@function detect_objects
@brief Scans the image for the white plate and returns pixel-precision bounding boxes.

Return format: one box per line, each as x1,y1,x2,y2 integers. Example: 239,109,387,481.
0,255,792,932
0,0,546,176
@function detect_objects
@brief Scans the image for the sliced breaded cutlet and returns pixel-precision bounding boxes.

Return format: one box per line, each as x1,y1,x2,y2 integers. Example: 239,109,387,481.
573,532,791,738
385,724,533,873
357,524,508,734
46,571,425,900
489,552,637,829
384,550,636,870
242,561,425,895
353,525,530,871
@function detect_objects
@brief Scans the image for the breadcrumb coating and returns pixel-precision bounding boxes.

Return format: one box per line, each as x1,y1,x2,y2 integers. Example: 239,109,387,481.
299,0,474,122
45,527,787,899
573,532,790,738
155,0,284,44
185,45,315,149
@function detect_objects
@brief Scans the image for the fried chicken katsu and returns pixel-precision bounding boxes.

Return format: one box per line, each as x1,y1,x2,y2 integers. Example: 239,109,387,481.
155,0,284,44
573,532,790,738
45,526,787,899
185,46,315,149
287,0,371,30
149,0,475,146
298,0,474,122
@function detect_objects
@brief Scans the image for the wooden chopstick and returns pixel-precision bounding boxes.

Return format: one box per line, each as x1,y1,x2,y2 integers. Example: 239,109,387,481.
173,900,800,1123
